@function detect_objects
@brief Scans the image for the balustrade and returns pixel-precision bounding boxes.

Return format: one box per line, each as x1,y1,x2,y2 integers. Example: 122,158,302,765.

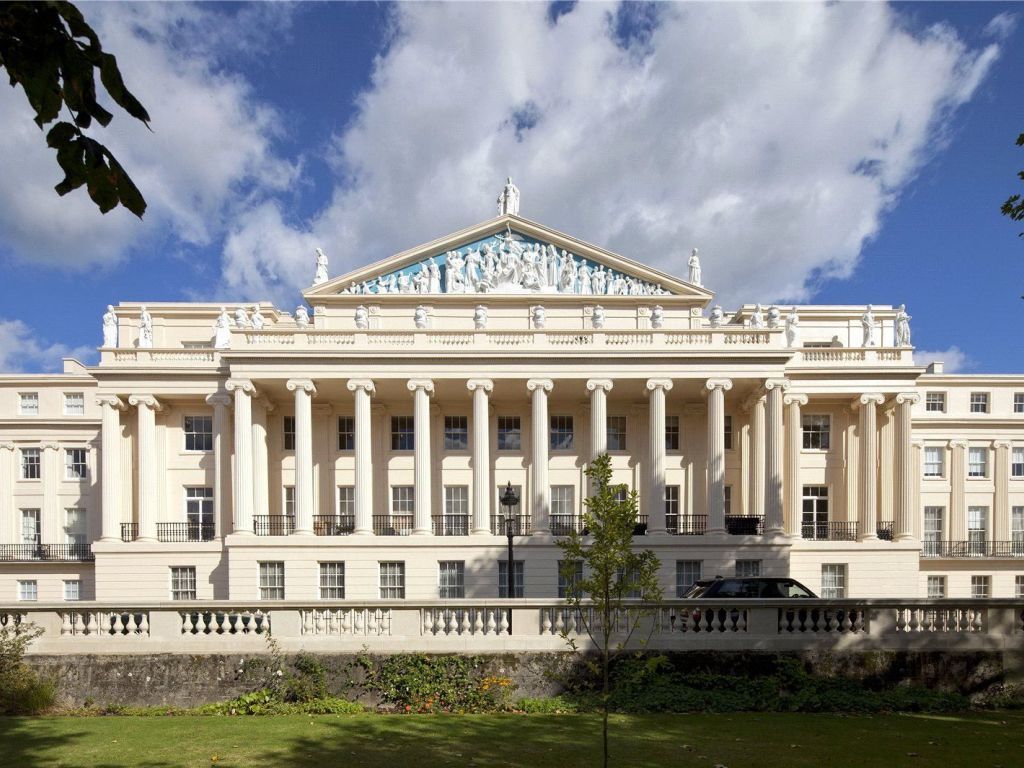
489,514,532,536
372,514,414,536
120,523,138,542
253,515,294,536
0,544,93,562
724,515,764,536
61,610,149,636
313,515,355,536
181,609,269,635
431,515,469,536
155,523,215,543
550,514,587,536
666,515,708,535
302,608,390,636
801,522,859,541
921,541,1024,558
422,607,510,636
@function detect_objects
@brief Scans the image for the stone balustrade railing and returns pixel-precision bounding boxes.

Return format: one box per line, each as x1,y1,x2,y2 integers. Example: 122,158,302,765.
4,599,1022,655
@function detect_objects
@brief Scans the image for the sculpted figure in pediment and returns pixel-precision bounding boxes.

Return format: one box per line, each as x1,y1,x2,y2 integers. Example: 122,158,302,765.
465,248,482,289
579,260,593,294
102,305,118,347
558,252,576,293
398,273,413,294
546,245,559,286
428,258,441,293
213,307,231,349
592,265,607,295
521,257,541,290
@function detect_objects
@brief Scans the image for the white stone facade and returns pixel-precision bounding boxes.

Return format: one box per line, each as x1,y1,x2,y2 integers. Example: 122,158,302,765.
2,210,1023,610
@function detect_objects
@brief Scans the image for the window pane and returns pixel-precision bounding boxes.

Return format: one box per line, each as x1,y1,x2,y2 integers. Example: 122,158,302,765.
64,393,85,416
801,415,831,450
65,448,88,479
607,416,627,451
550,416,574,451
184,416,213,452
924,447,944,478
557,560,583,598
438,561,465,598
171,566,197,600
444,416,468,451
497,416,521,450
337,417,355,451
391,416,414,451
927,576,946,598
675,560,702,597
665,415,680,451
379,561,405,598
259,562,285,600
821,564,846,598
63,580,81,601
925,393,945,412
19,393,39,415
283,416,296,450
319,562,346,599
498,560,525,598
21,448,40,479
736,559,761,578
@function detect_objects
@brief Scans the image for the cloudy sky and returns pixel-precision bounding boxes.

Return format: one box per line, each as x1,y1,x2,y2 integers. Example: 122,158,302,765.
0,1,1021,373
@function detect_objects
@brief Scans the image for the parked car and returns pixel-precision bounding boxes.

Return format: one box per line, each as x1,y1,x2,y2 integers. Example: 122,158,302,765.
681,577,818,599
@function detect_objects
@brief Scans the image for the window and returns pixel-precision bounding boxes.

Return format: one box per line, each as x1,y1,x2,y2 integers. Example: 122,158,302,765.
439,561,466,598
927,576,946,599
607,416,627,451
970,392,990,414
283,486,295,518
967,507,988,555
170,566,197,600
801,486,830,538
379,561,405,599
319,562,345,599
391,416,414,451
968,447,988,478
1016,575,1024,599
63,392,85,416
185,487,214,535
259,562,285,600
551,486,575,534
925,392,946,413
550,416,574,450
923,507,944,556
392,486,414,515
821,564,847,599
20,509,40,545
20,448,40,480
970,575,990,599
337,486,355,517
442,486,469,535
497,416,521,450
444,416,468,450
64,508,86,546
19,392,38,416
337,417,354,451
63,580,81,601
183,415,213,452
557,560,583,598
499,560,524,598
17,580,37,601
665,485,680,522
1012,448,1024,478
723,415,733,451
665,415,680,451
801,414,830,450
924,446,945,478
65,448,87,480
1013,508,1024,545
675,560,702,597
736,559,761,578
1015,393,1024,414
723,486,732,516
283,416,296,450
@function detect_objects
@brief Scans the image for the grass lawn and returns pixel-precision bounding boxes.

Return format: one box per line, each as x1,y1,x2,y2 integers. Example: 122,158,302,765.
1,711,1022,768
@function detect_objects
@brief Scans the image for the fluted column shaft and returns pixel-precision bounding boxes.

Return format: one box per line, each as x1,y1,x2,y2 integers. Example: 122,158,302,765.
206,394,231,539
467,380,493,535
41,443,59,544
97,396,125,541
408,379,435,535
950,441,967,540
646,379,673,535
252,400,270,519
347,380,376,535
784,394,808,537
227,381,255,535
705,379,732,534
894,393,919,541
0,444,14,543
857,394,884,541
994,440,1012,542
129,395,162,541
587,380,613,459
749,396,765,516
528,379,554,535
764,379,788,534
287,379,316,535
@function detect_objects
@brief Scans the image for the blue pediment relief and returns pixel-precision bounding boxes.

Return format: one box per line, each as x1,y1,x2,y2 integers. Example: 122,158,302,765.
338,229,672,297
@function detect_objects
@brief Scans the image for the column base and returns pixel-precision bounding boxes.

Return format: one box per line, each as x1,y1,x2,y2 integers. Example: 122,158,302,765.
352,528,374,536
894,533,917,543
411,529,432,536
645,527,668,537
859,533,878,542
531,529,552,539
765,527,786,539
293,529,315,537
705,527,727,538
232,529,255,536
471,528,491,536
99,535,119,543
137,536,157,543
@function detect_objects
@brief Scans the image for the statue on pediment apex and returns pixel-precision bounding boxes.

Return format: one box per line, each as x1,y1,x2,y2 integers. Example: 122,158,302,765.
688,248,702,287
138,305,153,348
749,304,765,329
895,304,912,347
498,177,520,216
314,248,329,285
102,305,118,347
861,305,877,347
295,305,310,328
213,307,232,349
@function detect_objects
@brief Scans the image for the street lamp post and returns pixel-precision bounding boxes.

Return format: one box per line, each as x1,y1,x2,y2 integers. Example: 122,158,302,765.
500,481,520,635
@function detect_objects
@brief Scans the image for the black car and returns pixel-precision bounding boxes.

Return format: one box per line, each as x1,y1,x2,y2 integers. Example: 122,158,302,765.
681,576,818,599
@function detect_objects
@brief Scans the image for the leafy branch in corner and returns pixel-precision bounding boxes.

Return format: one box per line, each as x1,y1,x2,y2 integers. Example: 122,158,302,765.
1001,131,1024,238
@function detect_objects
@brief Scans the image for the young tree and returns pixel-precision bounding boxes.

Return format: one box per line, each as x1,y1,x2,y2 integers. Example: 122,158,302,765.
556,453,662,768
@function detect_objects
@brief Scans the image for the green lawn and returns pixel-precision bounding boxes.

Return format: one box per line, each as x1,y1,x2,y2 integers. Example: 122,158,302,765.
1,712,1021,768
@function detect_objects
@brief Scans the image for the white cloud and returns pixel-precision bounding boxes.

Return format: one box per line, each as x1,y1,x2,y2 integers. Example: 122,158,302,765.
914,346,972,373
984,12,1018,41
0,319,93,373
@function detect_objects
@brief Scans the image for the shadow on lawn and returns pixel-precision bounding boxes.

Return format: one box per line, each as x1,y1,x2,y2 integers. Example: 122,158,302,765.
0,718,179,768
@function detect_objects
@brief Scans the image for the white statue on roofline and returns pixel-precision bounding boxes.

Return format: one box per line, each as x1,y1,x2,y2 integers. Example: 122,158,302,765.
314,248,329,285
102,305,118,348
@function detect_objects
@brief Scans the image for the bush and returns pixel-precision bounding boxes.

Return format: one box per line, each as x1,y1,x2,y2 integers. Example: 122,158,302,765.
195,691,363,716
359,654,516,713
516,696,583,714
0,620,55,715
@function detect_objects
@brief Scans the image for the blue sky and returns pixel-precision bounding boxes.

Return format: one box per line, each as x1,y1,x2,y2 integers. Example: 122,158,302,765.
0,1,1020,373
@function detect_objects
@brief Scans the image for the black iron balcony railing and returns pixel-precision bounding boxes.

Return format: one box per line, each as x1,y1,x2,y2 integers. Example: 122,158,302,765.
432,515,470,536
373,514,414,536
313,515,355,536
155,523,215,542
0,543,93,562
254,515,294,536
725,515,765,536
922,540,1024,558
550,514,587,536
490,514,533,536
877,521,895,541
802,522,859,541
666,514,707,535
121,523,138,542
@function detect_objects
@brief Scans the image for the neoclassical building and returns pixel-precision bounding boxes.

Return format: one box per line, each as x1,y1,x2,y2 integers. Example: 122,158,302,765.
2,186,1023,607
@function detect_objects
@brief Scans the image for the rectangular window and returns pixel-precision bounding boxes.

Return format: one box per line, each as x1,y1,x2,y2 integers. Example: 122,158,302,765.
1012,507,1024,545
18,393,38,416
723,415,733,451
337,486,355,517
675,560,702,597
441,486,469,535
439,561,466,599
444,416,469,451
391,416,414,451
970,575,991,599
923,507,944,555
723,486,732,516
497,416,521,450
63,392,85,416
65,448,87,480
665,415,680,451
185,487,214,533
64,508,86,546
379,561,405,599
607,416,627,451
337,416,355,451
17,580,37,601
259,562,285,600
821,564,847,599
665,485,680,519
557,560,583,598
801,485,830,537
63,580,81,601
736,559,762,578
927,575,946,599
183,415,213,452
170,566,197,600
1012,448,1024,478
550,416,574,451
392,486,415,514
1015,393,1024,414
319,562,346,599
802,414,831,450
20,509,40,545
551,485,575,534
1016,575,1024,599
20,448,40,480
283,416,296,451
498,560,525,598
925,392,946,413
970,392,990,414
283,486,295,518
968,447,988,478
968,507,988,554
924,446,945,478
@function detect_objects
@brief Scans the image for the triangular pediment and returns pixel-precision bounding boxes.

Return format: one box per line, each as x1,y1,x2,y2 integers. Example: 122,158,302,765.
305,214,713,304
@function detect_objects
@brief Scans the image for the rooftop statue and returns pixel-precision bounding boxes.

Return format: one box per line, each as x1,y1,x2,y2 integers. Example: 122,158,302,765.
102,305,118,348
213,307,232,349
688,248,702,287
785,310,800,348
313,248,329,285
651,304,665,329
234,306,250,329
294,305,310,328
251,305,265,331
497,176,520,216
767,306,781,329
895,304,912,347
861,305,876,347
749,303,765,329
138,306,153,348
709,305,724,328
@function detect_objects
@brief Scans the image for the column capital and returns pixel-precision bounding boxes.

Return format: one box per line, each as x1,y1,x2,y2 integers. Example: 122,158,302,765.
254,395,276,413
763,378,790,392
527,378,553,393
783,393,808,407
645,378,672,393
854,392,885,408
0,443,15,452
95,394,126,410
950,439,969,450
743,392,766,411
347,379,376,396
911,439,926,449
226,378,256,395
587,378,614,393
895,392,921,406
467,379,494,394
702,378,732,395
127,394,163,411
41,441,60,453
407,378,434,395
286,378,317,395
993,439,1013,450
205,393,232,408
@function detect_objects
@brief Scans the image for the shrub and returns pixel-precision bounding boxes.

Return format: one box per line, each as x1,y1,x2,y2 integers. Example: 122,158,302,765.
359,654,516,713
0,620,55,715
516,696,583,714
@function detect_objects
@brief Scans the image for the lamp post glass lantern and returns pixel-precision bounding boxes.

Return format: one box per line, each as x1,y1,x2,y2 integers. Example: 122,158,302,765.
500,482,520,633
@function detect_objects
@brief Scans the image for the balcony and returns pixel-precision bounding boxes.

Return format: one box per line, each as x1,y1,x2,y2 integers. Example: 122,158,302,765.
431,515,469,536
725,515,764,536
313,515,355,536
922,541,1024,558
254,515,295,536
490,514,533,536
802,522,859,541
877,521,894,541
550,514,587,536
156,523,215,542
666,515,707,535
372,514,414,536
0,543,93,562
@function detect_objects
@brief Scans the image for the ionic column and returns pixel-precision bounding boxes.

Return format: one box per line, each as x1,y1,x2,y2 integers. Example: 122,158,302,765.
467,379,494,535
407,379,435,535
205,393,231,539
41,442,60,544
528,378,554,536
950,440,967,540
252,398,273,519
587,379,613,459
97,395,126,541
128,395,163,541
347,380,376,535
764,378,788,535
646,379,673,535
226,380,255,535
911,440,924,539
894,392,920,541
856,393,885,541
784,393,808,538
286,379,316,536
994,440,1012,543
0,444,14,543
747,394,765,516
704,378,733,535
